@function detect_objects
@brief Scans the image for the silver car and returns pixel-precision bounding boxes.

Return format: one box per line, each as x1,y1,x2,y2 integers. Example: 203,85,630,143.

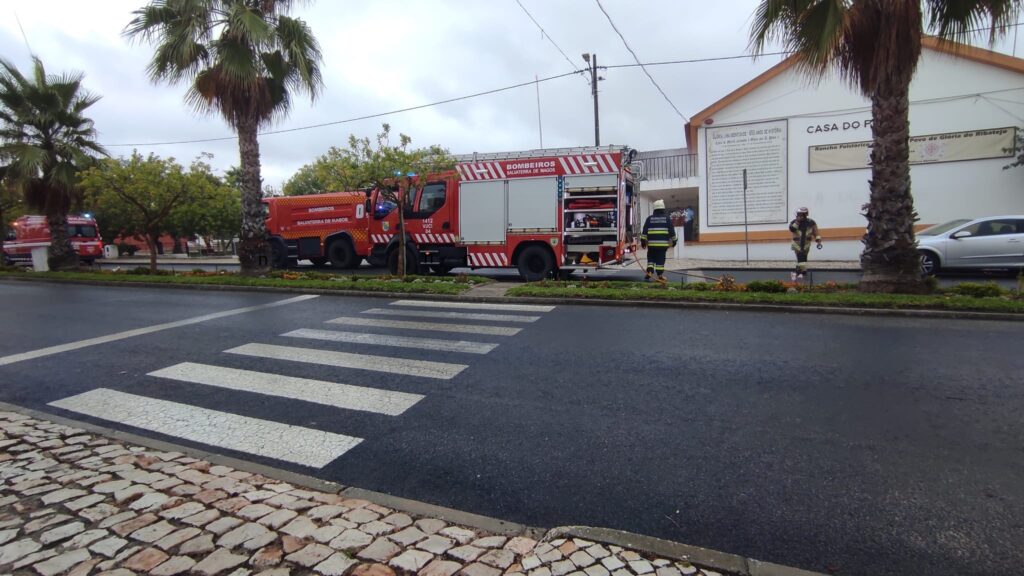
917,216,1024,275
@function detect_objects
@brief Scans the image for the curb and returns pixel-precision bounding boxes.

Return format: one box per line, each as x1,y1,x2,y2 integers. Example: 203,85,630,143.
542,527,827,576
0,400,826,576
2,274,1022,321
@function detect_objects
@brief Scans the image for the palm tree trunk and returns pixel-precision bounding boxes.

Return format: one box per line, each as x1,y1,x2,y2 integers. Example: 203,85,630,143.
859,81,926,294
46,213,78,271
236,117,270,276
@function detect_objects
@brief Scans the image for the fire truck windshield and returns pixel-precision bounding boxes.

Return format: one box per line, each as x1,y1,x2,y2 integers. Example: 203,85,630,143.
69,225,97,238
374,200,397,219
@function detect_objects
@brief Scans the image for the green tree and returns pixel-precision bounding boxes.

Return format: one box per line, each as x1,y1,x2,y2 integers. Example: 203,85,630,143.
80,152,199,272
0,56,106,270
282,163,326,196
165,155,240,253
335,124,454,277
750,0,1020,293
126,0,324,275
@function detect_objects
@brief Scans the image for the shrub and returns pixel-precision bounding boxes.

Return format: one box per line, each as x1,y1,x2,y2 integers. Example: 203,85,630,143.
746,280,788,293
126,266,172,276
711,274,743,292
949,282,1004,298
690,282,712,291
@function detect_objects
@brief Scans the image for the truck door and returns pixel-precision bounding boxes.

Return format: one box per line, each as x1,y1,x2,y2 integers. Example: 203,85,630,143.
408,181,454,243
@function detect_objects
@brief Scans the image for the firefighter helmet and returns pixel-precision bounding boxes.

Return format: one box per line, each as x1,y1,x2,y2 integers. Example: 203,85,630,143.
653,199,666,210
796,207,809,216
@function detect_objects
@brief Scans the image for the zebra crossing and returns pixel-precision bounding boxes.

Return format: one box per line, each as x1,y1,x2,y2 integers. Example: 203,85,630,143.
47,298,555,469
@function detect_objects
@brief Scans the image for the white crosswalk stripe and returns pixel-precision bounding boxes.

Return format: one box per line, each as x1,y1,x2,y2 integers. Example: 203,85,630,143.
49,388,362,468
148,362,424,416
390,299,555,312
327,316,522,336
361,307,540,323
225,342,467,380
283,328,498,355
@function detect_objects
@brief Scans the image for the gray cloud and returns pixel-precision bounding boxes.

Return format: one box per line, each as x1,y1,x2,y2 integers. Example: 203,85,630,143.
2,0,1017,188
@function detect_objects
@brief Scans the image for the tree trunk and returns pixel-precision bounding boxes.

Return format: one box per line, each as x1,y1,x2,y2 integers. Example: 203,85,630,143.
859,81,927,294
398,188,407,279
236,117,270,275
46,212,78,270
147,233,159,273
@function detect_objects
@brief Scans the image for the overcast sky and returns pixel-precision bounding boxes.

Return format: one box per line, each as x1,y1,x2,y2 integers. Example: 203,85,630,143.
1,1,1020,189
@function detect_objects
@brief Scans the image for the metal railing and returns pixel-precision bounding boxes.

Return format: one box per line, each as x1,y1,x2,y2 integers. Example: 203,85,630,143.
634,154,699,181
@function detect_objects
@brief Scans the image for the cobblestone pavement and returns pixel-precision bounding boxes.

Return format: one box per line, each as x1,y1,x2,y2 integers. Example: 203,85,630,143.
0,411,732,576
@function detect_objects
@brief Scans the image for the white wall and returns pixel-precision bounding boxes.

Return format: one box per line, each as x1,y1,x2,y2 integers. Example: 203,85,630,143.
696,49,1024,239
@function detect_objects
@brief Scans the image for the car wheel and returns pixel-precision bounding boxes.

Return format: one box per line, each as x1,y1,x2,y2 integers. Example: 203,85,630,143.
919,251,940,276
517,245,554,282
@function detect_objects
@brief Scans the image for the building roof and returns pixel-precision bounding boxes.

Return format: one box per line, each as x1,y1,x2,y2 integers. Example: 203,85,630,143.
684,37,1024,148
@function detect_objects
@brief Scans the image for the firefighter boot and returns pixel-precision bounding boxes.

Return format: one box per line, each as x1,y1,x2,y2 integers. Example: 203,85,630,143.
656,275,669,286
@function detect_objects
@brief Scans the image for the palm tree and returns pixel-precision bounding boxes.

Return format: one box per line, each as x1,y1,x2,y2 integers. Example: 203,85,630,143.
0,57,106,270
126,0,323,275
750,0,1020,293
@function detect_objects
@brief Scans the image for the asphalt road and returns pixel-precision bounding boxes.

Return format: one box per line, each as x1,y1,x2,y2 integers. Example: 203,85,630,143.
0,281,1022,576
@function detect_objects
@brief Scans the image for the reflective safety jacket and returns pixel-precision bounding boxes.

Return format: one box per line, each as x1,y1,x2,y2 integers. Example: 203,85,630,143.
641,211,677,248
789,218,821,252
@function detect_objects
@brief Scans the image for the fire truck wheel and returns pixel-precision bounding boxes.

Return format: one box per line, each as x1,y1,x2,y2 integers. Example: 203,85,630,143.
309,257,328,267
517,245,554,282
327,240,359,269
269,238,289,269
387,246,419,275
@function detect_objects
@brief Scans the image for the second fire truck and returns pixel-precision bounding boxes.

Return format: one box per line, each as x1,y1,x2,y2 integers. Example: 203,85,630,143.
263,145,639,281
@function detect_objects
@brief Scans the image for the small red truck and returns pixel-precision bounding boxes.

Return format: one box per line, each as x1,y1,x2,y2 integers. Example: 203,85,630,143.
262,145,638,280
2,215,104,265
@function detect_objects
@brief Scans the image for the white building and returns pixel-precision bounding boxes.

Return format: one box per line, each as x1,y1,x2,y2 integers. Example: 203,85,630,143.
638,38,1024,261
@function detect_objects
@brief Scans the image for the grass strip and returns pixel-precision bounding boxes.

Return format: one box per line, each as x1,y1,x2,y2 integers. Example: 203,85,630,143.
507,283,1024,314
0,270,488,295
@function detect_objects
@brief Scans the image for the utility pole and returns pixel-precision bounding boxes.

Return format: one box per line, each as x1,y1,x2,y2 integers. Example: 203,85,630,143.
582,53,602,146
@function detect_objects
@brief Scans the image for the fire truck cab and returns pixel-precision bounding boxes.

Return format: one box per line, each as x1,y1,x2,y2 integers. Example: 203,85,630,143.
2,215,104,265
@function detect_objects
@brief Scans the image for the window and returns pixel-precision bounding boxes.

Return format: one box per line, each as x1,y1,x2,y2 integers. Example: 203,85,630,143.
417,183,446,214
68,225,97,238
962,219,1018,237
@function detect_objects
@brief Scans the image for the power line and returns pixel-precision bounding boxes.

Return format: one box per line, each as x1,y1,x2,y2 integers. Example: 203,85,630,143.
101,51,792,148
593,0,688,122
513,0,580,75
105,69,583,147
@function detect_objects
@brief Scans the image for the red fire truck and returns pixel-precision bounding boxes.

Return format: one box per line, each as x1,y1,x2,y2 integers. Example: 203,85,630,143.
2,215,104,265
263,145,638,280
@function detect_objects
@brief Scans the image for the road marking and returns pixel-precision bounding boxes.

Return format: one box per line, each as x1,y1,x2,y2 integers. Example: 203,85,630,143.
361,308,540,323
48,388,361,468
148,362,424,416
283,328,498,355
225,343,467,380
390,299,555,312
0,294,320,367
326,317,522,336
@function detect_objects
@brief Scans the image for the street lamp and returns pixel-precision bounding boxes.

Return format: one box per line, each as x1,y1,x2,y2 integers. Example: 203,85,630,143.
582,53,602,146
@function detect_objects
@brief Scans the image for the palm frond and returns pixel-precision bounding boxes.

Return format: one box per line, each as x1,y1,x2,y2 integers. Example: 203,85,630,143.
925,0,1022,45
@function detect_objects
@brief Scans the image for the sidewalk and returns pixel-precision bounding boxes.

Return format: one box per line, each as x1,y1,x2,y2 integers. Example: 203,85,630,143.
0,409,805,576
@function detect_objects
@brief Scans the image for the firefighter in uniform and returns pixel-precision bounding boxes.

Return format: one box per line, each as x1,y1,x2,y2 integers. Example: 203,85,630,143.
788,207,822,280
640,199,677,284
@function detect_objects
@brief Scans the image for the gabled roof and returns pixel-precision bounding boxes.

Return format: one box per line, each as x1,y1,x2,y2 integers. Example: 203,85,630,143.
685,37,1024,148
